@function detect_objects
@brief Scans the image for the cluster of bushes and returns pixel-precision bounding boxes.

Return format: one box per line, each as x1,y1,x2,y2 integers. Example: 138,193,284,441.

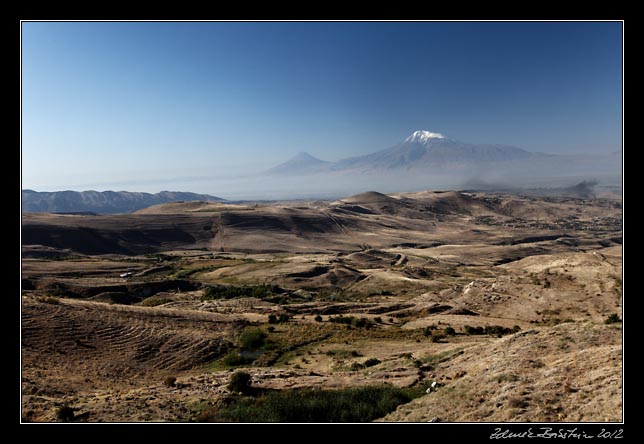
464,325,520,336
206,384,420,422
422,325,456,342
268,314,290,324
328,316,373,328
326,349,361,358
201,284,282,301
221,328,273,368
349,357,381,371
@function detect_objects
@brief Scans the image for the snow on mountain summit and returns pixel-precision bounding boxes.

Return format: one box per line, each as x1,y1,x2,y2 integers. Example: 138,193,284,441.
405,130,445,143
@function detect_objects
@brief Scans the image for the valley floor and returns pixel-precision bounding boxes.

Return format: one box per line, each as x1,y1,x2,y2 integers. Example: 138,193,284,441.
21,190,622,422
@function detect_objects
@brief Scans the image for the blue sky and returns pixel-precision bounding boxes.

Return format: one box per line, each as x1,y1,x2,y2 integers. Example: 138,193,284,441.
22,21,622,191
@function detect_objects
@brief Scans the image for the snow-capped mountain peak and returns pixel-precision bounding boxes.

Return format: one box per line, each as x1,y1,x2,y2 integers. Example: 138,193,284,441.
405,130,445,143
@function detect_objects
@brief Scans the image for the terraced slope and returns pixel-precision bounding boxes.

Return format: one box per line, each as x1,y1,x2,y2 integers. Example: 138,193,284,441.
22,298,235,389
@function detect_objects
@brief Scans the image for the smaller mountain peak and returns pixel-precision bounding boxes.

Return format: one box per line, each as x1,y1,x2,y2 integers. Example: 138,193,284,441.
284,152,328,165
405,130,445,143
265,151,330,175
292,152,319,160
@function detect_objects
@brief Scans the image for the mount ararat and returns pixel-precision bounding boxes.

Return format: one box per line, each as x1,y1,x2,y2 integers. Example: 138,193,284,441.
266,130,616,178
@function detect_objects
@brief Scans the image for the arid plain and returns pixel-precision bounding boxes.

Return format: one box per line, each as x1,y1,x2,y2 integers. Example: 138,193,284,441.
21,189,622,422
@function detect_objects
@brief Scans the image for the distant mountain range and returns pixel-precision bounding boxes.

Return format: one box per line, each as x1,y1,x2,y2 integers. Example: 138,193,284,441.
22,131,621,208
267,130,561,175
22,190,225,214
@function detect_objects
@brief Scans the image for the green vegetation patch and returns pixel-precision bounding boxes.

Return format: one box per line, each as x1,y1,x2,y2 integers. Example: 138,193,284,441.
326,349,362,359
421,347,465,369
238,328,268,350
202,284,282,300
139,297,172,307
200,385,425,422
328,316,374,328
463,324,520,336
210,327,279,369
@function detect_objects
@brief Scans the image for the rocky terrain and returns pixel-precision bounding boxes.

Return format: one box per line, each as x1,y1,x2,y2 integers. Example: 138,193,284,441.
21,189,622,422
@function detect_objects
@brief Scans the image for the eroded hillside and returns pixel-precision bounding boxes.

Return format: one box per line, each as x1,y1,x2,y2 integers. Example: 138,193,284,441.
21,190,622,422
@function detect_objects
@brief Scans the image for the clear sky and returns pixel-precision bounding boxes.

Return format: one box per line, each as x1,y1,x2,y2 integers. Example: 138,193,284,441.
22,21,622,191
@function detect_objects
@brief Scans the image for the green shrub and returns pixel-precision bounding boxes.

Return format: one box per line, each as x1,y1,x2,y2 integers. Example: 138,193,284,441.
604,313,622,324
229,371,252,394
430,333,446,343
444,327,456,336
364,358,381,367
56,405,75,422
239,328,267,350
352,317,369,328
422,325,439,336
314,315,323,322
222,352,253,367
350,362,365,370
